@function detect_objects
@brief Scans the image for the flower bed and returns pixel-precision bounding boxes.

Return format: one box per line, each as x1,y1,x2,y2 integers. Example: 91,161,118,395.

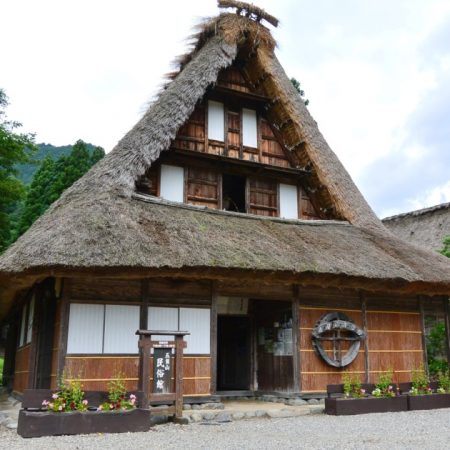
325,396,408,416
407,393,450,411
18,408,151,438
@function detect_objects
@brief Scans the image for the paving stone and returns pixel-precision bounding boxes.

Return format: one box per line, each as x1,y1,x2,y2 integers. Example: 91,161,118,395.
286,399,308,406
199,402,224,410
192,404,201,410
232,412,245,420
309,405,325,415
183,404,192,410
202,412,216,421
150,415,169,426
245,411,256,418
255,410,268,418
6,422,17,429
267,410,295,419
307,398,319,405
215,412,232,423
190,412,203,422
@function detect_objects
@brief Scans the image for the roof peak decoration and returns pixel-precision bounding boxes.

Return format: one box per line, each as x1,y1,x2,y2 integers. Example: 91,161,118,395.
217,0,279,28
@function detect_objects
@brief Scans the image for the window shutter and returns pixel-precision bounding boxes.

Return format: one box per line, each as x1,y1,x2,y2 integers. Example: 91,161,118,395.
279,184,299,219
207,101,225,141
67,304,104,354
148,306,179,341
103,305,139,354
179,308,210,354
242,108,258,148
26,296,35,344
160,165,184,202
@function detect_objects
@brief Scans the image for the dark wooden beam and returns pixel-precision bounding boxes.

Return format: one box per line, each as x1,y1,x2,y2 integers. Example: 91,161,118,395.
210,281,218,394
56,278,71,380
360,291,369,384
444,296,450,369
419,296,429,376
292,285,301,392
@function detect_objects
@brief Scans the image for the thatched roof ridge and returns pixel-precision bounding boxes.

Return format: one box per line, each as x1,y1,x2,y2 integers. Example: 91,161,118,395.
383,203,450,252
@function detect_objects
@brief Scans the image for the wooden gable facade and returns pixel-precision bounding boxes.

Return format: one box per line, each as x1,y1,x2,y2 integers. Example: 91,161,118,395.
136,65,321,220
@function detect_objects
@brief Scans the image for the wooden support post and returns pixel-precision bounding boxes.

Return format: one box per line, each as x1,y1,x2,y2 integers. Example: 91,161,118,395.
360,291,369,384
138,337,151,409
56,279,70,380
210,282,218,394
443,296,450,369
175,335,184,419
292,285,301,392
419,296,429,376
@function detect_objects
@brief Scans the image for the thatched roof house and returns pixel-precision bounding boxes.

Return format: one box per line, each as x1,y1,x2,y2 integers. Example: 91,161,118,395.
1,2,449,400
383,202,450,253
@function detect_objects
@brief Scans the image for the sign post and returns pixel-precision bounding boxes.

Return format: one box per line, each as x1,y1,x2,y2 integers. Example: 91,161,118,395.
136,330,189,421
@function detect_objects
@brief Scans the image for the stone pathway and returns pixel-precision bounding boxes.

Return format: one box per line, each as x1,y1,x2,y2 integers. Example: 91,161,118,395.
182,399,324,423
0,390,21,430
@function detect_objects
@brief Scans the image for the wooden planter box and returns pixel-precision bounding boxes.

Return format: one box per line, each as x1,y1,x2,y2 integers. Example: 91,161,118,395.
325,396,408,415
407,393,450,411
17,408,151,438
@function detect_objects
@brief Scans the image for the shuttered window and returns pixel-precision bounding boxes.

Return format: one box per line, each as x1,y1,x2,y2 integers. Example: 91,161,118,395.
279,184,299,219
160,165,184,202
18,295,35,347
26,296,35,344
242,108,258,148
208,101,225,141
67,304,139,354
147,306,210,354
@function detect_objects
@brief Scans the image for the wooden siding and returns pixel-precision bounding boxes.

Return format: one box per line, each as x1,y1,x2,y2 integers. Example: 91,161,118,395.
299,186,320,220
186,167,220,209
248,178,278,217
13,344,31,394
50,300,62,389
64,356,210,396
217,66,252,93
298,289,424,392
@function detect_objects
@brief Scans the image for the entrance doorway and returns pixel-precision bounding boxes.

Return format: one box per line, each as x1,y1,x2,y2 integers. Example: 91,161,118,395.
217,316,251,391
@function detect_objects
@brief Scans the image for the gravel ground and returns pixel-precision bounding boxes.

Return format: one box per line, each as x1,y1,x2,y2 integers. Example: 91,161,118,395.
2,409,450,449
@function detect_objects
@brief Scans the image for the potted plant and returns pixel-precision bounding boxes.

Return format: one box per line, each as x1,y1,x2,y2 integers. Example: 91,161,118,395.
408,368,450,411
18,373,150,438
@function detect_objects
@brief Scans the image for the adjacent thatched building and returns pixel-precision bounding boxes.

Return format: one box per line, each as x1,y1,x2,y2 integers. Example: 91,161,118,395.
383,202,450,253
1,2,450,400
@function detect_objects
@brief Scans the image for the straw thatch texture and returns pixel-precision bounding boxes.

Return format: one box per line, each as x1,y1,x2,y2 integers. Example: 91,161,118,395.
383,203,450,252
0,12,449,317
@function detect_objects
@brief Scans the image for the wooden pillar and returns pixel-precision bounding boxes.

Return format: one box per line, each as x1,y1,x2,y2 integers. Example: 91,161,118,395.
360,291,369,384
443,296,450,369
56,279,71,380
210,282,218,394
292,285,301,392
419,296,429,376
174,335,184,419
138,281,149,401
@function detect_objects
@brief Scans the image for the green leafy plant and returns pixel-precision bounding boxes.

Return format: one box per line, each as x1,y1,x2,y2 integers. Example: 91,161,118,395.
410,366,431,395
372,369,395,398
437,370,450,394
342,372,365,398
42,373,88,412
99,372,137,411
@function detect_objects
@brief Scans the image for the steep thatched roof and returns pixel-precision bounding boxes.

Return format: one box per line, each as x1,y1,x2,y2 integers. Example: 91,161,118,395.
1,11,450,317
383,203,450,253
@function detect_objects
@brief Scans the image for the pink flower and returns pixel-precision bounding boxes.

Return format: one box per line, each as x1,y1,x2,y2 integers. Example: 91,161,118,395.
82,400,88,405
42,400,49,406
360,389,366,394
129,394,136,400
52,393,58,399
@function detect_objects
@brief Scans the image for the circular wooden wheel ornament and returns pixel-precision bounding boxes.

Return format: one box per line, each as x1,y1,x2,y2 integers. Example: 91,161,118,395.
311,312,366,368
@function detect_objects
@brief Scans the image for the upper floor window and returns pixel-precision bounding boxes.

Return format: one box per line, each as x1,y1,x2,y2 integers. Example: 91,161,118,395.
279,184,299,219
207,100,225,142
160,164,184,202
242,108,257,148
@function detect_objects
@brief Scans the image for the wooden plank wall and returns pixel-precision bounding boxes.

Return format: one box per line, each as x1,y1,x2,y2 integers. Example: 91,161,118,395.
248,178,278,217
52,278,212,397
298,288,424,392
13,345,31,394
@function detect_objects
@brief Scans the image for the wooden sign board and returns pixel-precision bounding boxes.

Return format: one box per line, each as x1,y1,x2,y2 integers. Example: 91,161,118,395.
153,347,172,394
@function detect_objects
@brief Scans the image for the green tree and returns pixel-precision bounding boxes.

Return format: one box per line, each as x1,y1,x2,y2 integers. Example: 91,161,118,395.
440,236,450,258
14,140,104,240
0,89,36,251
290,77,309,106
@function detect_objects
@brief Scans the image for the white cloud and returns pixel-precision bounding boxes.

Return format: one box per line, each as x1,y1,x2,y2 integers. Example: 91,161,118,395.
407,181,450,211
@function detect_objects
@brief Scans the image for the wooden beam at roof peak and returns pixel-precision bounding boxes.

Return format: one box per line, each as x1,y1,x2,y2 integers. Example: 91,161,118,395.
218,0,279,28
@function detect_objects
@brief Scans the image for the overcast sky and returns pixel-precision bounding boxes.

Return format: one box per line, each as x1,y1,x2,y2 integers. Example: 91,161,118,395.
2,0,450,218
